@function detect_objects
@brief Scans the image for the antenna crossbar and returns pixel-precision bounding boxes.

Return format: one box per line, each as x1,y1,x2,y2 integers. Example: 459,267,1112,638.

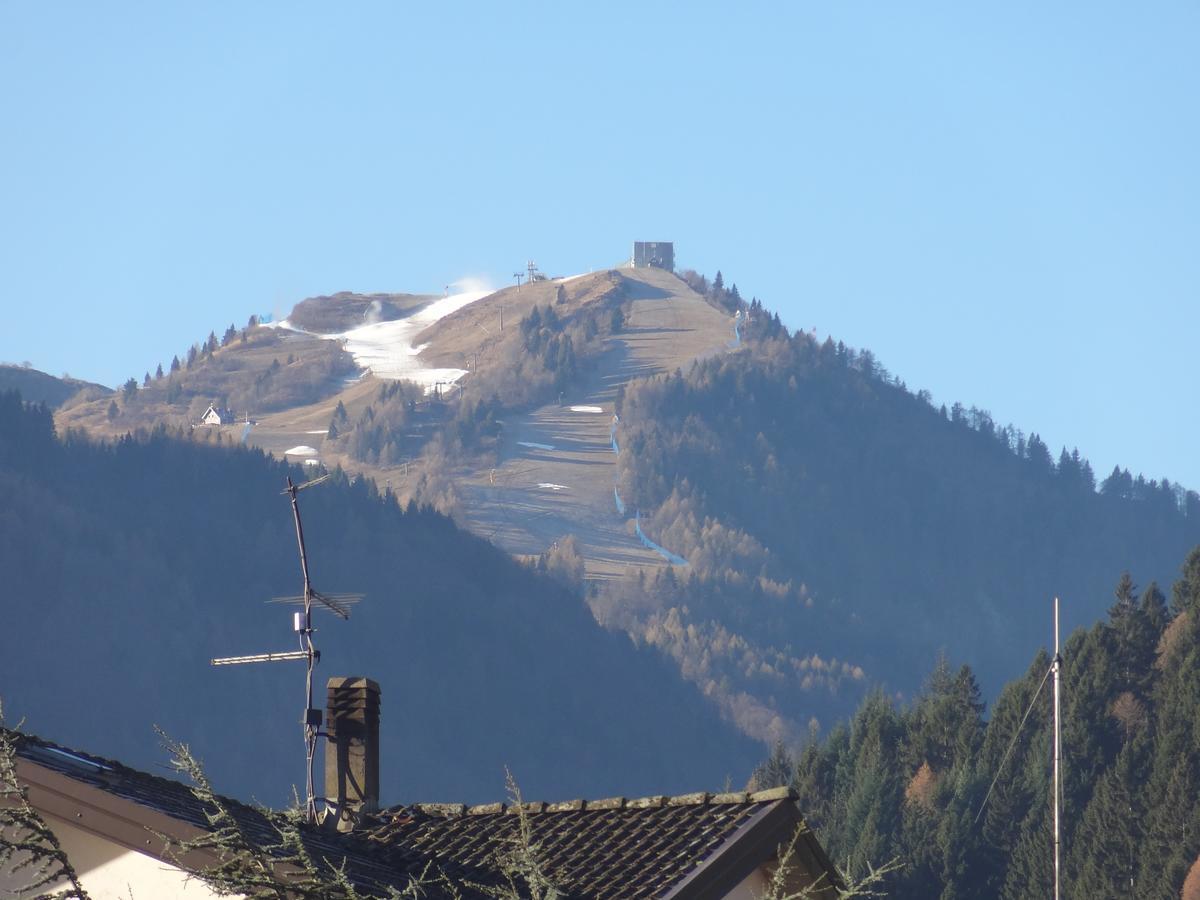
211,650,310,666
269,591,360,619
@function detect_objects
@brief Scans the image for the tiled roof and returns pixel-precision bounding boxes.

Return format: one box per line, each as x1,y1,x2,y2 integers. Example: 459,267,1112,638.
10,732,429,896
364,788,809,900
14,731,834,899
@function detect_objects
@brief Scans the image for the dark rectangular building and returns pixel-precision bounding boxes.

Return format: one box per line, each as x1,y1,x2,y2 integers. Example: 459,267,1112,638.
632,241,674,270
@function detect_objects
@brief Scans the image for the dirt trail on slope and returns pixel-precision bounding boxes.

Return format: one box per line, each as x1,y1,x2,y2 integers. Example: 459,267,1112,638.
458,267,733,580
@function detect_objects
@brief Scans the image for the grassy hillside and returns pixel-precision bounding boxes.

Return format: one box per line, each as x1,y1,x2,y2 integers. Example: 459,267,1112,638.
55,320,358,441
0,364,110,409
287,290,432,334
0,390,759,806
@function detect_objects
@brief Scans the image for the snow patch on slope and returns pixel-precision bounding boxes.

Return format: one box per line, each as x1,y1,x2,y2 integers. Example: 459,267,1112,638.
334,287,492,389
264,283,494,392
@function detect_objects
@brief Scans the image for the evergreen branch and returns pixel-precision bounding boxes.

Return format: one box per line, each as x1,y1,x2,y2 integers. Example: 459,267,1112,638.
0,701,92,899
759,823,901,900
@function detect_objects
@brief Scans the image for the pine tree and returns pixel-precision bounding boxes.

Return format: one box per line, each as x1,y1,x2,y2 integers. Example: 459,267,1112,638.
1140,581,1169,635
1136,756,1200,896
832,691,903,881
1001,806,1053,900
1070,736,1147,898
1171,546,1200,616
1106,573,1157,698
751,740,795,790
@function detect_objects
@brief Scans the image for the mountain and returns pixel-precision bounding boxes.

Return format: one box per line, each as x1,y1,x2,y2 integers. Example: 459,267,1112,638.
0,391,760,807
41,261,1200,755
0,363,110,409
604,299,1200,739
51,267,730,576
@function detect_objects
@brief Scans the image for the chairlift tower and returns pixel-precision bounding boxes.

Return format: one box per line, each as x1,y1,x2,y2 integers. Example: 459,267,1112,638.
211,474,362,823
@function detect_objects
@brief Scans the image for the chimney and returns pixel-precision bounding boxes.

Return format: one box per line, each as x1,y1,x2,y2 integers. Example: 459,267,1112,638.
324,676,380,830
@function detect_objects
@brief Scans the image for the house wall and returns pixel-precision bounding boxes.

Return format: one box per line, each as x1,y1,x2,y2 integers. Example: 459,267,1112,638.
724,865,770,900
23,817,230,900
722,856,831,899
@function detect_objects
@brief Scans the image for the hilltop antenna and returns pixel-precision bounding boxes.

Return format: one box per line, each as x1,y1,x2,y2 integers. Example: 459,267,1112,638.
1052,597,1062,900
973,597,1066,899
211,474,362,823
527,259,538,283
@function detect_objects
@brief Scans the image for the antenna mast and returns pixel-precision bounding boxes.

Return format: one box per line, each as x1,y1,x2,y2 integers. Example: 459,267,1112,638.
1052,596,1062,900
972,596,1066,899
211,474,361,824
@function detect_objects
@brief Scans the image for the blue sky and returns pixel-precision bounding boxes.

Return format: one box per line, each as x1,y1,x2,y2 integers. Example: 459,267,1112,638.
1,2,1197,490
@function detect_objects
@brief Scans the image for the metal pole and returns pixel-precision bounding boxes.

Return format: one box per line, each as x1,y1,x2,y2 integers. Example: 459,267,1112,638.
286,477,319,823
1053,596,1061,900
286,478,312,602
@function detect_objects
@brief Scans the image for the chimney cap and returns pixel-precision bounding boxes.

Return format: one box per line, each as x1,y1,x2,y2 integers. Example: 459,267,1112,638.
327,676,380,692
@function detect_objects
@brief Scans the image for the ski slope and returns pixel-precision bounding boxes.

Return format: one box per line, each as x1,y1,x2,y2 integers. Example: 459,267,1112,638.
269,287,494,392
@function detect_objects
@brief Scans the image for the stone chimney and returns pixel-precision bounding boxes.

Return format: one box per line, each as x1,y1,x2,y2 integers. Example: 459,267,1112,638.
324,676,380,830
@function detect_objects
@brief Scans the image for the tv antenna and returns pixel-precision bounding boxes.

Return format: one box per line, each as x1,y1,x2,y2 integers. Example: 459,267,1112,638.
527,260,539,283
211,474,362,823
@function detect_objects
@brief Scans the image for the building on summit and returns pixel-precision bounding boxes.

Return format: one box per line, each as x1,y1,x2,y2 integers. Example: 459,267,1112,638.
632,241,675,271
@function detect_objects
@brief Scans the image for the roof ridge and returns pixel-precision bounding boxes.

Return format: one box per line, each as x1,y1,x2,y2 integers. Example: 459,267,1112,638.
395,787,797,819
12,729,277,823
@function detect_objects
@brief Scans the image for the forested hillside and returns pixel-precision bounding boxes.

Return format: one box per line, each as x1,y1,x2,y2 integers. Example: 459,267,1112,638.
752,556,1200,899
0,391,759,806
604,299,1200,743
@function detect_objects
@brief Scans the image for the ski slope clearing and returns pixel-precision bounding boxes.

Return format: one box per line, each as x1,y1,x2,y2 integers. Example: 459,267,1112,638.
266,287,494,392
460,266,733,580
334,288,492,389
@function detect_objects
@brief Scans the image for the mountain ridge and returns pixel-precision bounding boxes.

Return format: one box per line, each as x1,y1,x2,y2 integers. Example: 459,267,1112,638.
34,260,1200,752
